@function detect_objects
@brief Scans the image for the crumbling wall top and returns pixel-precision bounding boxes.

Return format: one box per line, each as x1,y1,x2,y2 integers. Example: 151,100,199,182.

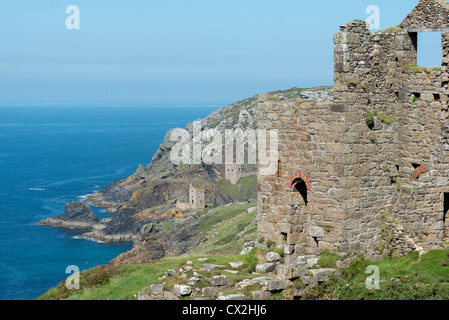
400,0,449,31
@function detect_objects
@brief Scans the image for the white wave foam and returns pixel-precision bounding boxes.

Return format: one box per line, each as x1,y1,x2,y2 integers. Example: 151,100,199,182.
29,188,45,191
72,235,105,244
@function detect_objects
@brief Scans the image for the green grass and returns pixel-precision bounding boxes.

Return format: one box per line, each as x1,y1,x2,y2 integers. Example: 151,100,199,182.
38,258,187,300
304,250,449,300
38,201,259,300
39,245,449,300
38,248,266,300
402,64,442,73
216,176,257,202
365,111,374,128
190,202,257,255
373,109,394,125
317,251,343,268
377,26,404,34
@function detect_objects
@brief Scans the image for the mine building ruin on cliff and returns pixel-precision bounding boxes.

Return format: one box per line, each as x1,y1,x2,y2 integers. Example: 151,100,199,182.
257,0,449,260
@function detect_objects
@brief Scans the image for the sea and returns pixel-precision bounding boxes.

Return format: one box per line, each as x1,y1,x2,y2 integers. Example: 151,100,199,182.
0,101,220,300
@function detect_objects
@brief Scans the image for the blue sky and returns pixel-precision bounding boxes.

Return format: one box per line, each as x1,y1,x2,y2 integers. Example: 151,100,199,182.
0,0,441,104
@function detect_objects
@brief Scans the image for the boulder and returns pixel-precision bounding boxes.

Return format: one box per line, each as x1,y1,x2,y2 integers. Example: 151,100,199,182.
163,291,179,300
173,284,192,296
203,263,225,271
166,269,176,276
229,261,244,268
210,275,229,286
202,287,220,297
252,291,272,300
276,262,307,280
137,290,151,300
295,255,318,268
267,280,291,291
266,252,281,262
217,294,247,300
309,269,336,282
255,263,277,274
150,284,164,296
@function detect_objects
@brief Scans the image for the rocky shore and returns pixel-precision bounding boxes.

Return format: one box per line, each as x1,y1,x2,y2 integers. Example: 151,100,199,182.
38,200,142,242
38,201,100,229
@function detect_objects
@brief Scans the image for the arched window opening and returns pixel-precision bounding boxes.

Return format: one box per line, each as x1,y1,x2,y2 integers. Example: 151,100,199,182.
292,178,308,206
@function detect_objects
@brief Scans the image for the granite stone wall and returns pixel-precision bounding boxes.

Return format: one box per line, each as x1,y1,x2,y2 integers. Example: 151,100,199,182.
257,1,449,260
400,0,449,31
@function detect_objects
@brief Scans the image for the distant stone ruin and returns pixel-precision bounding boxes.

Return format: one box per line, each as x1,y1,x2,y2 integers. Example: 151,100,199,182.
189,183,205,209
176,183,205,210
257,0,449,260
224,164,242,185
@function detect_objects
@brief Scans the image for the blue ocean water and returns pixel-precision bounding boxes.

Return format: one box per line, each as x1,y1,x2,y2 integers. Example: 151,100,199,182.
0,102,220,300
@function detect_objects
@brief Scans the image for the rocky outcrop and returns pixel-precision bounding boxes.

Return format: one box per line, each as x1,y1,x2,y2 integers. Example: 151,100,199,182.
108,212,204,266
38,201,99,229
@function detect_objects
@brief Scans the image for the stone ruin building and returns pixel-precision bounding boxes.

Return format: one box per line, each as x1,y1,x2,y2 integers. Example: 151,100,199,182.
257,0,449,260
176,183,205,210
189,183,205,209
225,163,243,185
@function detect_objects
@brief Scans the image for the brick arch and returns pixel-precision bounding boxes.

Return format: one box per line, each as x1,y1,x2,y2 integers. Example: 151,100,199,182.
410,164,428,181
285,170,312,191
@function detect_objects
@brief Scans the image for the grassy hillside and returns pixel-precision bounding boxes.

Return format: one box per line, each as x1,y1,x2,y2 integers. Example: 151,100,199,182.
38,244,449,300
305,250,449,300
38,202,259,300
37,200,449,301
38,250,264,300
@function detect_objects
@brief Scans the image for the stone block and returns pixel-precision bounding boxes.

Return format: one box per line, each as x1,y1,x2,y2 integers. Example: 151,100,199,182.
173,284,192,296
276,262,308,280
150,284,164,296
203,263,225,271
202,287,220,297
432,221,445,230
166,269,176,276
327,188,345,200
309,269,336,282
436,177,448,187
163,291,179,300
137,290,151,300
255,263,277,274
210,275,229,286
307,226,325,238
267,280,291,291
252,291,272,300
400,184,414,196
413,221,426,230
266,252,281,262
217,294,247,300
229,261,244,268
